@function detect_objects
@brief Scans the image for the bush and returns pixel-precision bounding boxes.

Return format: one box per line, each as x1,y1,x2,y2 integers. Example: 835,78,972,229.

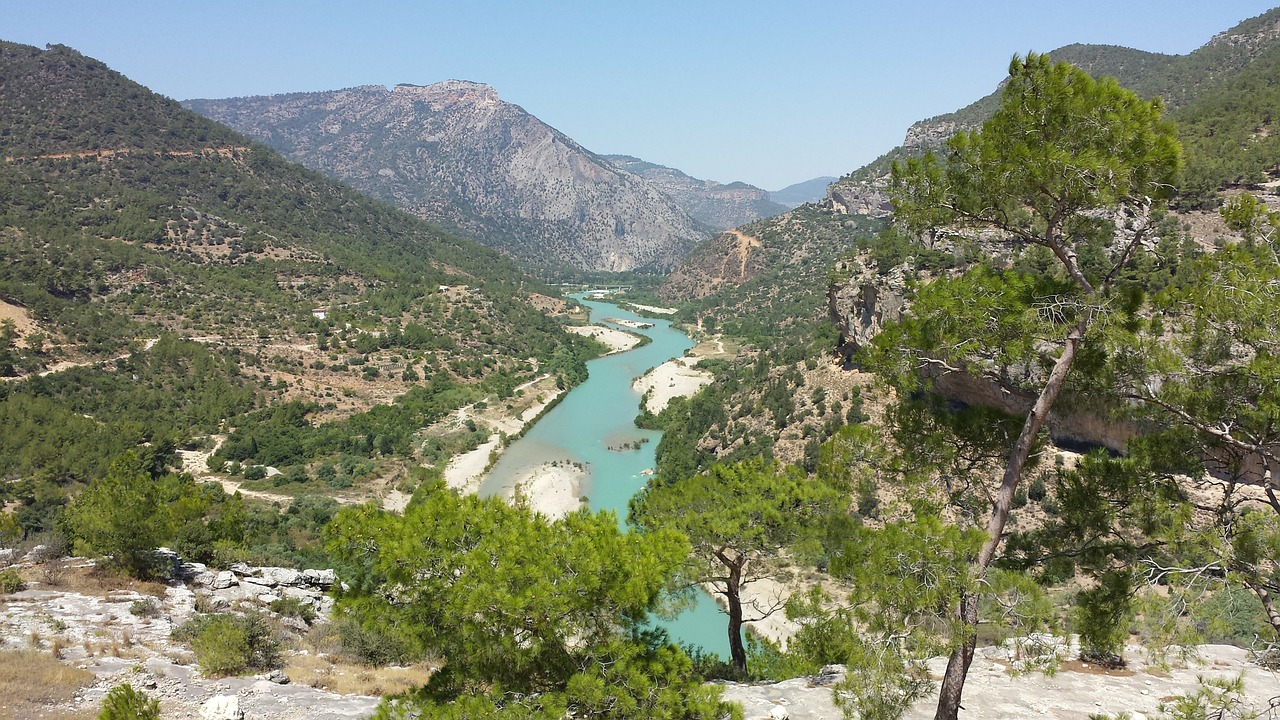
98,683,160,720
129,598,162,618
0,568,24,594
174,612,282,677
269,596,316,623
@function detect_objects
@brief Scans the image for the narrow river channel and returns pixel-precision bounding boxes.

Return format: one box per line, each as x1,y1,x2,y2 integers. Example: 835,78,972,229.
479,295,731,657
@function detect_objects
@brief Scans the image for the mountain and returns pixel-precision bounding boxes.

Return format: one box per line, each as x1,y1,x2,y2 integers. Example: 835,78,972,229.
768,177,838,208
650,6,1280,474
184,83,708,273
600,155,787,231
0,41,598,515
830,7,1280,213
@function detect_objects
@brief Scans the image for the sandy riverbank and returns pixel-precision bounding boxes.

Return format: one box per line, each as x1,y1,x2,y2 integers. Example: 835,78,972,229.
565,324,642,353
439,375,567,496
506,461,585,519
625,303,677,315
633,356,714,413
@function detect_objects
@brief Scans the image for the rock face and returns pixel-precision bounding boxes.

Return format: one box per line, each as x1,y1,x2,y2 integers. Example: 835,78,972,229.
826,255,1136,453
185,82,707,272
602,155,787,231
826,255,908,363
824,175,893,218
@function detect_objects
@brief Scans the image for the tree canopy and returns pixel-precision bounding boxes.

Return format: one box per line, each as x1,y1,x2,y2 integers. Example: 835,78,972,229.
630,458,839,675
886,52,1183,720
326,483,739,718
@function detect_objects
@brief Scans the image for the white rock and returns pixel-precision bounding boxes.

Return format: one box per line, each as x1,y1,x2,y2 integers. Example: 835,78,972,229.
769,705,789,720
260,567,301,586
281,586,317,604
257,592,282,604
211,571,238,590
200,695,243,720
302,568,337,587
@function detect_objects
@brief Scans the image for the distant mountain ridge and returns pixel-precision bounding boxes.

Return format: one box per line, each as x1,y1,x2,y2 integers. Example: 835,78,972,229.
0,40,590,421
185,82,708,273
828,6,1280,213
768,177,838,208
664,6,1280,326
600,154,787,232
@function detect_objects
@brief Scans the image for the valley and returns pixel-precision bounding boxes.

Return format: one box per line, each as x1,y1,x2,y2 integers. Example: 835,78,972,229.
4,6,1280,720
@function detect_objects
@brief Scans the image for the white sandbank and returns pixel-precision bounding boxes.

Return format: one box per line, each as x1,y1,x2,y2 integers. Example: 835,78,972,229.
626,303,677,315
505,462,585,520
633,356,714,414
565,324,642,353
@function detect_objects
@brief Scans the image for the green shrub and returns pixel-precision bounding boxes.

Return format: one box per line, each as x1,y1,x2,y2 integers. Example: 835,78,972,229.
0,568,24,594
1192,587,1269,646
269,596,316,623
129,598,162,618
98,683,160,720
175,612,281,677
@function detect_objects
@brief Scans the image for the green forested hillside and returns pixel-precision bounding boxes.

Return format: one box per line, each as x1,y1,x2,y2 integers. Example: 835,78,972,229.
0,41,597,556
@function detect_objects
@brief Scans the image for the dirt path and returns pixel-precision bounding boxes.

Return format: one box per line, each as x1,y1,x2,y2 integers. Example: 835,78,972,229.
3,146,250,163
2,338,160,382
721,229,762,280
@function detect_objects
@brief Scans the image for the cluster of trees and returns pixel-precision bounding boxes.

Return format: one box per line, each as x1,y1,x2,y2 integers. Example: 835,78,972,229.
325,482,740,719
631,51,1280,720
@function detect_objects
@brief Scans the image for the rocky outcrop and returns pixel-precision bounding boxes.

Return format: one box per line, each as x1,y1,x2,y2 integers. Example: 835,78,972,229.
185,82,707,272
188,561,338,617
602,155,787,231
824,176,893,218
827,254,908,363
827,256,1136,453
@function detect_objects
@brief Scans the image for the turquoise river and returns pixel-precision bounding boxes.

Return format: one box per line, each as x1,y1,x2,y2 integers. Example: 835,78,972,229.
479,295,730,656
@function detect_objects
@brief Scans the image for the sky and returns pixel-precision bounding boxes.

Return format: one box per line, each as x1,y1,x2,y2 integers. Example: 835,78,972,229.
4,1,1278,190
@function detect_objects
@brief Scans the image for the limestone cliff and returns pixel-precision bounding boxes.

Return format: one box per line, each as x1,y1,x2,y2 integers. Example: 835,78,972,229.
186,82,707,272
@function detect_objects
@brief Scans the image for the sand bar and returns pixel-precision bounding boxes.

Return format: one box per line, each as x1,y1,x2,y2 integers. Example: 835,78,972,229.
626,303,677,315
506,461,585,519
633,356,713,413
565,324,642,354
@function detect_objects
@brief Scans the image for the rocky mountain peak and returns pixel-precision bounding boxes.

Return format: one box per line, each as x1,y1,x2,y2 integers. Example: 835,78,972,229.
186,84,707,272
393,80,500,108
1206,11,1280,53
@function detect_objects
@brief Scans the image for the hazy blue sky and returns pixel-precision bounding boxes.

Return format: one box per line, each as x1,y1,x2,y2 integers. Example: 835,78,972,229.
5,1,1277,189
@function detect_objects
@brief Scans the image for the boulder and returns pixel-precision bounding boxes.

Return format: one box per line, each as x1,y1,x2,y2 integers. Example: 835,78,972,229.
260,567,302,586
211,571,238,590
200,695,243,720
281,586,317,604
302,568,336,587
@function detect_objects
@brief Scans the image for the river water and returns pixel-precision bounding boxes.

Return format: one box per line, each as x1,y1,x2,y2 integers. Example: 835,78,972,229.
479,295,730,657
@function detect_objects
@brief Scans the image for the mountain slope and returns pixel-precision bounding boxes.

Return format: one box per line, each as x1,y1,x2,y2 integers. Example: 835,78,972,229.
650,7,1280,476
831,7,1280,210
0,41,596,500
601,154,787,231
185,83,708,273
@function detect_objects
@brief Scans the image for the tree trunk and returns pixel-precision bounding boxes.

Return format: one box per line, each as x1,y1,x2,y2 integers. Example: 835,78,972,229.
726,562,747,676
933,317,1088,720
1247,579,1280,642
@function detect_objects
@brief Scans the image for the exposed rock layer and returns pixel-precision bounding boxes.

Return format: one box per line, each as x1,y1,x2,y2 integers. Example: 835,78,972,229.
186,82,707,272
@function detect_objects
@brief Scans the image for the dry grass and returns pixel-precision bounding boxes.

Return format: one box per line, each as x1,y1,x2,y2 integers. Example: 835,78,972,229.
0,649,96,719
44,564,169,598
285,653,436,697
